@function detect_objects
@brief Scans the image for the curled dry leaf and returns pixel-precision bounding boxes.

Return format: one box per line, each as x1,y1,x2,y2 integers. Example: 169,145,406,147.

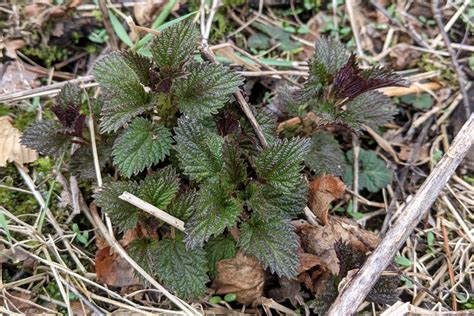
0,116,38,167
214,252,265,305
308,176,345,225
295,216,380,275
297,252,330,293
95,246,140,287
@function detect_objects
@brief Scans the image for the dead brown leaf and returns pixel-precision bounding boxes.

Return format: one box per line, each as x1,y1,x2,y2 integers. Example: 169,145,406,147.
295,216,380,275
1,63,39,94
389,44,422,71
308,176,345,225
95,246,140,287
398,144,430,162
297,252,329,293
70,300,93,316
134,1,164,26
214,252,265,305
0,116,38,167
3,39,26,59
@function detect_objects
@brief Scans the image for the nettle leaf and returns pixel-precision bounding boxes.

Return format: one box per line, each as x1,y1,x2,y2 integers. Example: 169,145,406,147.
70,139,113,180
21,121,70,156
139,167,180,209
167,190,197,221
249,178,308,219
305,130,345,176
205,235,236,278
93,51,154,132
333,54,407,99
52,84,86,136
57,83,83,107
253,137,310,192
222,143,247,188
344,149,392,193
94,181,140,231
239,214,300,278
128,237,159,276
156,237,209,299
112,118,173,178
341,91,398,129
173,62,243,118
174,117,224,182
185,181,241,249
310,37,350,84
151,21,199,71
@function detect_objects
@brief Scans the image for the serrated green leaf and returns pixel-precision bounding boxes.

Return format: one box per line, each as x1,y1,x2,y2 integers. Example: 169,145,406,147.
222,143,247,188
174,117,224,182
128,237,159,276
112,118,173,177
305,130,345,176
240,109,278,153
94,181,140,231
139,166,180,209
57,83,82,108
310,37,350,83
205,235,236,278
253,137,310,192
151,20,199,71
185,181,241,249
70,138,113,180
167,190,197,221
156,237,209,299
21,120,70,156
173,62,243,118
93,51,153,132
239,214,299,278
344,149,392,193
342,91,398,129
248,178,308,219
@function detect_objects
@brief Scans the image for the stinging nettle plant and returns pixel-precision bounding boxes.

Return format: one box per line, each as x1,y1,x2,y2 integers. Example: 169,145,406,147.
21,21,405,301
279,37,407,179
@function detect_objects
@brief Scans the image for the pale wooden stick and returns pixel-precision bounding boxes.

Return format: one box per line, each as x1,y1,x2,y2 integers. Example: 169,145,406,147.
119,191,185,231
327,113,474,315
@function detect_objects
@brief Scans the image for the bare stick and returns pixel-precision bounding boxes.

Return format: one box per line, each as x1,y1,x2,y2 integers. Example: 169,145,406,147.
98,0,118,49
351,133,360,214
432,0,471,118
327,113,474,315
201,46,269,148
0,76,95,103
119,192,185,231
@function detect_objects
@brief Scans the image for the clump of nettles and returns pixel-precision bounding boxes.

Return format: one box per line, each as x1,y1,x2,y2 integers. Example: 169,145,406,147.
21,21,405,301
280,38,407,178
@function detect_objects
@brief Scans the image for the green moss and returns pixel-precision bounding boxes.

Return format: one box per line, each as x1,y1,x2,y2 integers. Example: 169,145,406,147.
21,45,71,68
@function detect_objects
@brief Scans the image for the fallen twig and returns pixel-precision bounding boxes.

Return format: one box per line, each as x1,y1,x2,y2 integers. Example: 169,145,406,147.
119,191,185,231
327,113,474,315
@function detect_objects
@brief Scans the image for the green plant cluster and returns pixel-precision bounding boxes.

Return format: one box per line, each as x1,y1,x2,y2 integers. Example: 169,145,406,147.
21,21,403,300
